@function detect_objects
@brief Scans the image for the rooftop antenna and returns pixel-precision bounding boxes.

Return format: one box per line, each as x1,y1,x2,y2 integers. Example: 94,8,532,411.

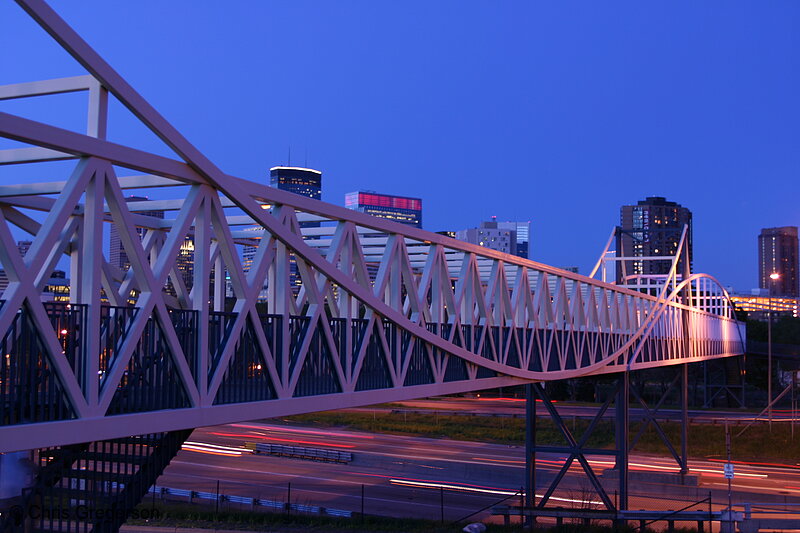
304,148,308,168
287,146,291,166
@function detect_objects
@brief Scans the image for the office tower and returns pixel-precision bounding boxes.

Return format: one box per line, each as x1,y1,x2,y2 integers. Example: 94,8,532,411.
497,220,531,259
0,241,68,301
617,196,693,281
270,166,322,200
107,196,194,293
16,240,31,258
344,191,423,228
729,292,798,319
456,218,518,256
247,166,323,295
758,226,799,297
0,241,34,293
241,227,263,274
174,239,195,291
109,196,165,271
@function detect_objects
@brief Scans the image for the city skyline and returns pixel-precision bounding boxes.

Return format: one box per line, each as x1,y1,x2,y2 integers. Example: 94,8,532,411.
2,1,798,292
0,5,781,528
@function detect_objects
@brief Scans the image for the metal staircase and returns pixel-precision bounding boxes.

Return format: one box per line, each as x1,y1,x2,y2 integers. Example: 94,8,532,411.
1,430,191,533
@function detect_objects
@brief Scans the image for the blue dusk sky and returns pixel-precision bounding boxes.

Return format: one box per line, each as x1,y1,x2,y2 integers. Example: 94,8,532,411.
1,1,799,291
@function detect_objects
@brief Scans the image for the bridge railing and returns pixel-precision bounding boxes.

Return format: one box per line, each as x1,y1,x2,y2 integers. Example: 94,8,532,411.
0,0,744,449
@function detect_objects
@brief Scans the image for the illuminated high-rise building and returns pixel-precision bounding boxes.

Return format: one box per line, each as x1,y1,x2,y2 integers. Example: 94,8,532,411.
243,166,323,296
498,220,530,259
344,191,422,228
109,196,165,271
269,166,322,200
0,240,68,301
617,196,692,282
456,218,530,260
758,226,799,297
107,196,195,293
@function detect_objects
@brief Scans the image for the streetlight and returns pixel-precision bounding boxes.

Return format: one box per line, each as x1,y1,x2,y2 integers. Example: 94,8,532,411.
768,272,780,428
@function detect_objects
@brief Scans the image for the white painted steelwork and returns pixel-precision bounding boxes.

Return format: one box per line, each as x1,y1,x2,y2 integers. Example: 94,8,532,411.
0,0,744,452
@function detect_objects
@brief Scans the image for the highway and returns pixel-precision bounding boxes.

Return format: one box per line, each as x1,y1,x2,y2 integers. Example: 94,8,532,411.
155,419,800,523
386,397,800,424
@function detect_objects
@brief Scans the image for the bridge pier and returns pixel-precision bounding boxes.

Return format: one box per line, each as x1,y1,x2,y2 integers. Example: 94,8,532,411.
524,363,695,518
702,356,746,408
524,377,624,515
615,371,629,512
524,383,535,512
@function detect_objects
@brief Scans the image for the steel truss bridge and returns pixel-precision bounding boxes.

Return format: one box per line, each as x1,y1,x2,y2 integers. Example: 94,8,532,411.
0,1,744,531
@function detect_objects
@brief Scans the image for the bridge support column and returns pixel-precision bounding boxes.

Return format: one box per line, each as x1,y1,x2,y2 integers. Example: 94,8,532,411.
681,363,689,475
702,357,746,409
615,372,629,512
525,383,535,514
527,380,625,514
628,366,692,476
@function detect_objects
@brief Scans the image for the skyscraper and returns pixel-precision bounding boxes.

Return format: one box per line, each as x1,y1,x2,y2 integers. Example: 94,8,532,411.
344,191,422,228
617,196,692,282
455,218,530,259
245,166,324,295
0,241,68,301
269,166,322,200
758,227,799,297
109,196,165,271
497,220,531,259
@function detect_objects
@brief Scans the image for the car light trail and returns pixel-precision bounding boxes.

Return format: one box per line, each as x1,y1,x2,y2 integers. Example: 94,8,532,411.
389,478,518,496
474,396,552,403
252,435,356,448
212,430,356,448
587,459,768,478
476,457,525,465
229,423,374,439
707,458,800,470
182,441,247,456
690,467,767,478
389,478,603,505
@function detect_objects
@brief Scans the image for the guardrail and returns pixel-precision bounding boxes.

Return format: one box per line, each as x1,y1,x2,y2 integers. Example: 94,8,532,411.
491,505,719,530
737,503,800,533
244,441,353,463
146,485,352,518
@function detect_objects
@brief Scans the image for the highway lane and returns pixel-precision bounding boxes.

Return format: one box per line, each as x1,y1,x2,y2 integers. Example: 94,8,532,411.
385,397,800,424
162,424,530,521
153,420,800,522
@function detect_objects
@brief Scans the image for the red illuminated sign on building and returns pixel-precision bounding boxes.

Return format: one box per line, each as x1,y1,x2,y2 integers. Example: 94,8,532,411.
358,193,421,211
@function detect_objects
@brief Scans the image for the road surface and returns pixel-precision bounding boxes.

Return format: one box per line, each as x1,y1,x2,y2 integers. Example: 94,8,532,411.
155,419,800,524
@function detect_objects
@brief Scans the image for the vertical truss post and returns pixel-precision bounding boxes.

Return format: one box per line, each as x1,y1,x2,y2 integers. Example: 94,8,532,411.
525,382,535,510
194,197,211,400
213,254,224,311
615,371,629,512
681,363,689,475
79,168,103,410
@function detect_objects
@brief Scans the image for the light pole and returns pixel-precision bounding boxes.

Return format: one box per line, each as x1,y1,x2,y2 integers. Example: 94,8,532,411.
768,272,780,429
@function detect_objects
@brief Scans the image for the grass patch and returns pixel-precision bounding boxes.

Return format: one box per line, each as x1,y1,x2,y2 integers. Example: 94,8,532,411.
128,501,512,532
127,501,682,533
288,411,800,464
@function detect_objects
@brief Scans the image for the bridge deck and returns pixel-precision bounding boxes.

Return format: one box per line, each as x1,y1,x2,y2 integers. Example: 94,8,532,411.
0,0,744,452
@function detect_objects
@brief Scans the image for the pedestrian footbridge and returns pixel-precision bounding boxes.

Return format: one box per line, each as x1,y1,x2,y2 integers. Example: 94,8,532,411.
0,0,745,454
0,2,747,531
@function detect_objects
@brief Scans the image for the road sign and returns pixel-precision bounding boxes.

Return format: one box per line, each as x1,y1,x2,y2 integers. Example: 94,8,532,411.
724,463,734,479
